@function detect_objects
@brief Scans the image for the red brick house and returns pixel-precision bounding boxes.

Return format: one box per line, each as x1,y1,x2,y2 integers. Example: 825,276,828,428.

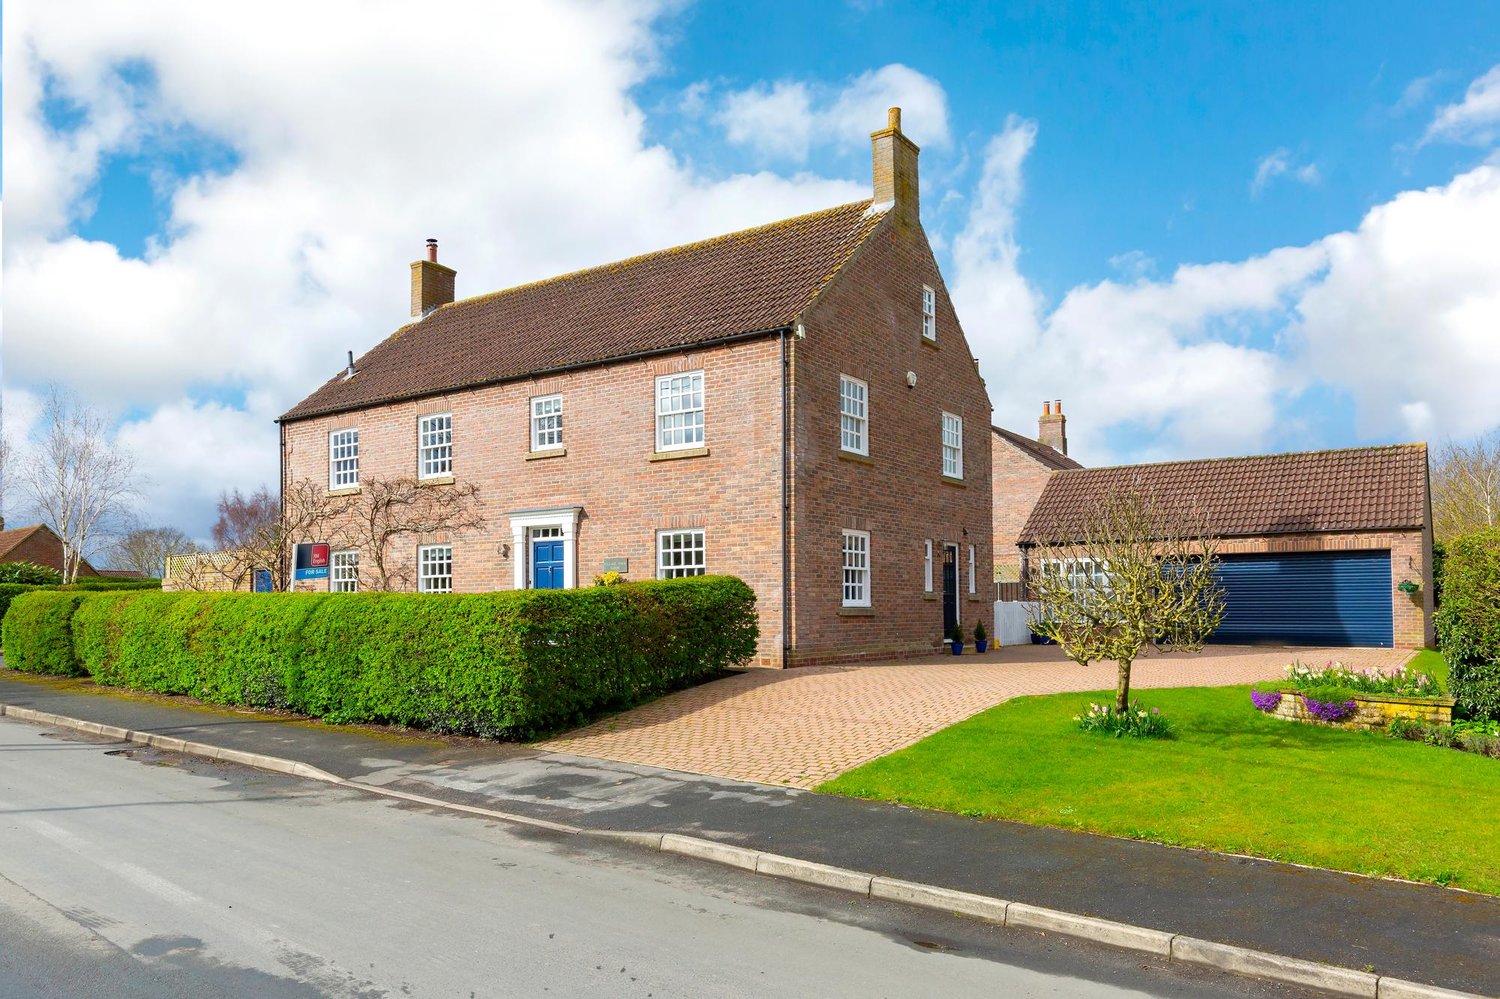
1017,444,1434,649
0,522,101,578
279,109,993,667
991,401,1080,586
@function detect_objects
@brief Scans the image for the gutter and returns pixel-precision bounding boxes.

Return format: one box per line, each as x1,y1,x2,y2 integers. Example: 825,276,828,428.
276,325,794,426
780,326,792,670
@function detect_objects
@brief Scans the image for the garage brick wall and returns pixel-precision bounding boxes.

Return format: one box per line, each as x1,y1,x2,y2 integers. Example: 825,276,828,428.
991,435,1056,570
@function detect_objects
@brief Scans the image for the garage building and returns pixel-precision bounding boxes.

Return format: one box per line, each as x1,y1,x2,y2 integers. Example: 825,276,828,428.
1016,444,1433,649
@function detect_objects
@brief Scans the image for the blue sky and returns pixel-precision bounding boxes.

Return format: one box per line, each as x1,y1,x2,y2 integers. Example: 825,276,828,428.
4,0,1499,542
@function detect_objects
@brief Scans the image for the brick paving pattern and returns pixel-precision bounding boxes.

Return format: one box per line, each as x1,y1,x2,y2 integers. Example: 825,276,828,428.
537,645,1412,788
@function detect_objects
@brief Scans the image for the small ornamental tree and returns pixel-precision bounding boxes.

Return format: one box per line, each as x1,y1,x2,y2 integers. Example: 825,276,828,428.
1026,486,1226,714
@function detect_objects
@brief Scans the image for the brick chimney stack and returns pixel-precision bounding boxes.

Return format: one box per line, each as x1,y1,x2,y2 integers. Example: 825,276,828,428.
1038,399,1068,456
410,238,456,318
871,106,919,224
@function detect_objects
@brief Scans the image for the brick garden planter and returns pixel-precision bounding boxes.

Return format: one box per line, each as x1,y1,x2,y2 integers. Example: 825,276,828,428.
1264,690,1455,731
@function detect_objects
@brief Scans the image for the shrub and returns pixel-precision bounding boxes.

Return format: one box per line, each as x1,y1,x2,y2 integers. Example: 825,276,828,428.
60,575,757,738
1435,528,1500,720
1075,700,1170,739
2,591,88,675
0,562,63,586
0,583,45,630
974,618,987,644
66,578,162,591
1388,717,1500,760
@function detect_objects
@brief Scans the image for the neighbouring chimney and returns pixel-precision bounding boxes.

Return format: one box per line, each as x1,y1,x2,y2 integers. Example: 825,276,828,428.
1038,399,1068,456
871,106,919,223
410,238,456,318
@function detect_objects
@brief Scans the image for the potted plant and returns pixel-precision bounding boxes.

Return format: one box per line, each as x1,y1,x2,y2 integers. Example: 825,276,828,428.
973,619,988,654
949,620,965,655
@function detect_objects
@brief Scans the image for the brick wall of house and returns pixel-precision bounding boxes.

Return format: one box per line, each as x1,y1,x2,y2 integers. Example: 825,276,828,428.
282,337,789,665
789,211,994,665
991,434,1056,569
1213,529,1432,648
0,527,99,577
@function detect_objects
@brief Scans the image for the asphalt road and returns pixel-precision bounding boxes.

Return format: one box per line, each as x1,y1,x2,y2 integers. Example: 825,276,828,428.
0,717,1319,999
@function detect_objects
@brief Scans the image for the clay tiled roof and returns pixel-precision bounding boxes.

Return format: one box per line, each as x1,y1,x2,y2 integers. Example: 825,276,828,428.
0,525,45,561
992,425,1082,471
282,201,886,421
1019,444,1428,545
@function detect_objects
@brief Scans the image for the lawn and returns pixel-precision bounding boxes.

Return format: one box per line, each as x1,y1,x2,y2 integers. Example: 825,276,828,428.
1408,647,1449,690
819,684,1500,895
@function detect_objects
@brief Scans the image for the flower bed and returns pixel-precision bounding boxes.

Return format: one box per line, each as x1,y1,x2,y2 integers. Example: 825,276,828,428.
1252,660,1455,731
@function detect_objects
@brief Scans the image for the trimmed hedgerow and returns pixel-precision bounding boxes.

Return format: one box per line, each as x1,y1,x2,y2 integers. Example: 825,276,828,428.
66,578,163,591
2,591,89,675
0,584,46,630
56,575,757,739
1435,527,1500,720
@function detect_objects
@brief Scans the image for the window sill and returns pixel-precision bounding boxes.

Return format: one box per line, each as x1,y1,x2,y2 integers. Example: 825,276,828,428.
650,446,710,462
922,592,938,601
328,486,362,497
526,448,567,461
920,337,940,351
838,450,874,466
941,475,967,488
838,606,875,616
967,594,987,602
418,475,455,486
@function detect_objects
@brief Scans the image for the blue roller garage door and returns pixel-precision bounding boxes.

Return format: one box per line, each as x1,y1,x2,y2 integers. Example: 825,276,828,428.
1212,550,1392,648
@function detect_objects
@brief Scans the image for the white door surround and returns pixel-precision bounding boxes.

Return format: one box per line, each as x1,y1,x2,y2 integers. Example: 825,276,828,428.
507,506,582,590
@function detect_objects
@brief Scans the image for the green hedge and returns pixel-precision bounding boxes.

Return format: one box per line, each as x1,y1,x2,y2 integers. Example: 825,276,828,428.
68,578,163,591
0,584,45,629
1435,528,1500,720
2,591,90,676
22,575,757,738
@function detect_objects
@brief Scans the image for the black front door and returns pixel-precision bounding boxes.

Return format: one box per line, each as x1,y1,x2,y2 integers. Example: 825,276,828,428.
942,544,958,640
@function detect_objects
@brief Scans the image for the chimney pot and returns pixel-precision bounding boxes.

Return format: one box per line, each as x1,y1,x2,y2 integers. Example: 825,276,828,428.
1038,398,1069,456
411,240,456,318
870,107,919,222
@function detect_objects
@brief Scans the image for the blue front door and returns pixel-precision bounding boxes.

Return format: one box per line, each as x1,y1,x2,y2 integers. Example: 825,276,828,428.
532,538,565,589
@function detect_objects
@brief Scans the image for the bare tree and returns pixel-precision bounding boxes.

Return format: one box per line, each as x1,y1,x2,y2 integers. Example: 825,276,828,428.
1026,486,1226,714
108,525,193,578
184,481,356,591
347,477,485,590
1433,432,1500,542
16,387,138,582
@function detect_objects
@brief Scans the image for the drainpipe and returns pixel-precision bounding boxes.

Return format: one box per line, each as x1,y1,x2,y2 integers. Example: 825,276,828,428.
780,326,792,670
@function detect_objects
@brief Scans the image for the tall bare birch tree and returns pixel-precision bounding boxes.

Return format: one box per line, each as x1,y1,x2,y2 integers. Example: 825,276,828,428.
1027,486,1226,714
17,388,138,582
1433,432,1500,542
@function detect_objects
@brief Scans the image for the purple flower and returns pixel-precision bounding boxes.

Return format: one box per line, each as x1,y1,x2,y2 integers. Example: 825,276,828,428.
1250,690,1283,713
1300,695,1357,722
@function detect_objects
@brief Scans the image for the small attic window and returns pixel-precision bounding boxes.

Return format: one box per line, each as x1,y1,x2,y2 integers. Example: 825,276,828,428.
921,285,936,341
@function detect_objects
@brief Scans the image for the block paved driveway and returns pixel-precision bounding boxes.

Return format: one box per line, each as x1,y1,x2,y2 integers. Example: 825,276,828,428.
537,644,1412,789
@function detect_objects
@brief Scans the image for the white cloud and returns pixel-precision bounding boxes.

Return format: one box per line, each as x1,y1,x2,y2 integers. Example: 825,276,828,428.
954,126,1500,464
1294,164,1500,440
3,0,869,533
1251,149,1321,196
717,64,949,163
1424,64,1500,146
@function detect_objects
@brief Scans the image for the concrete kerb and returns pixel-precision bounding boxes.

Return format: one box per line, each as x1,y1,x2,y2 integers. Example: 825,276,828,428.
2,701,1488,999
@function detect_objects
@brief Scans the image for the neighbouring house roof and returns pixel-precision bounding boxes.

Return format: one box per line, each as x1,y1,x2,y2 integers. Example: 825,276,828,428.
282,200,887,422
992,425,1082,471
1019,443,1429,545
0,523,99,576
